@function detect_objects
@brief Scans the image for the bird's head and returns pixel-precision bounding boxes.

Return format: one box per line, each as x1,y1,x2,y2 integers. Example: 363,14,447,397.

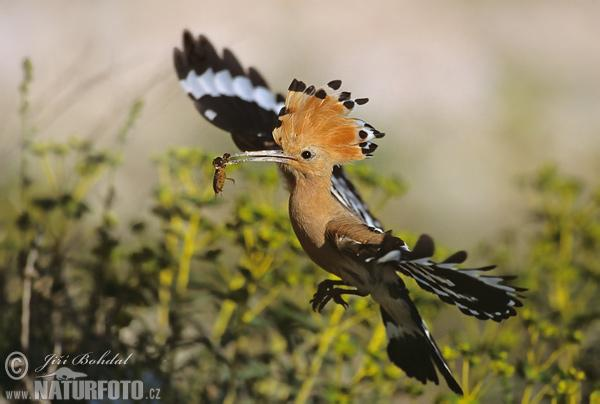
227,79,384,178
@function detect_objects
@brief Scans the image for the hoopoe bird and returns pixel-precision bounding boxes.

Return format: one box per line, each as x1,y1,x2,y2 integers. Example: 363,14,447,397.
174,31,525,395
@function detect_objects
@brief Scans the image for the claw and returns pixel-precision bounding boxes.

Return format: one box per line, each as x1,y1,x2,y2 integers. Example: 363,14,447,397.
310,279,338,311
332,293,348,309
317,295,332,313
310,279,354,312
310,296,322,312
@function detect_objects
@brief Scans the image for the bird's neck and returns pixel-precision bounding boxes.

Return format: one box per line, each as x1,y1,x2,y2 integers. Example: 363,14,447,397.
290,173,336,212
288,173,342,248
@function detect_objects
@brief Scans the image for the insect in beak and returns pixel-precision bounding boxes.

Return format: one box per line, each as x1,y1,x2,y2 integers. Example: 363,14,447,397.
212,150,295,195
212,153,235,195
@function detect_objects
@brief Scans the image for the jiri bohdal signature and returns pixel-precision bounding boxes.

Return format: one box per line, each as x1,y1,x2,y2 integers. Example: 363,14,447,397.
35,350,133,373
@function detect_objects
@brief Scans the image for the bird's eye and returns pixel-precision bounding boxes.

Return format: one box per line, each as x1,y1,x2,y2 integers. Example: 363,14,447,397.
301,150,314,160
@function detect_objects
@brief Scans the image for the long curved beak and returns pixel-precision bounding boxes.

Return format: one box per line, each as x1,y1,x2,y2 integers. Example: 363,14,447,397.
225,150,296,165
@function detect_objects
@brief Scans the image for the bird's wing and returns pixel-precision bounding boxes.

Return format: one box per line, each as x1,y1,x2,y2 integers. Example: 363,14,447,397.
173,31,383,230
326,218,525,322
331,165,383,231
173,31,283,151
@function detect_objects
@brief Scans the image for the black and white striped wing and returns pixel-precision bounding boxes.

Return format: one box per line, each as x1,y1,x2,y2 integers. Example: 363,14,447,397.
332,166,383,231
173,31,383,230
174,31,283,151
364,233,526,322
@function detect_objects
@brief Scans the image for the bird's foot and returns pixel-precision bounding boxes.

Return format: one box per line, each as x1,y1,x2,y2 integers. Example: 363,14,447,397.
310,279,358,312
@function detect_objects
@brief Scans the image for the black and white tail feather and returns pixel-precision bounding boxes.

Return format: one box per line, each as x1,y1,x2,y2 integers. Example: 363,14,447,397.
379,278,463,394
361,232,526,322
174,31,383,230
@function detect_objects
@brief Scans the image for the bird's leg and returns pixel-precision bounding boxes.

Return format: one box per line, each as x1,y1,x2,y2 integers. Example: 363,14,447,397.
310,279,367,312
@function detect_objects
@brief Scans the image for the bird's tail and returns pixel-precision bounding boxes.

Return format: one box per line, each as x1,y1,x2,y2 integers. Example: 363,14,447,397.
376,278,463,395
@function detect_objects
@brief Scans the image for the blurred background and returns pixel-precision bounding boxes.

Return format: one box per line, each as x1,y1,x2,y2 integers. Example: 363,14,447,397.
1,1,600,403
2,0,599,247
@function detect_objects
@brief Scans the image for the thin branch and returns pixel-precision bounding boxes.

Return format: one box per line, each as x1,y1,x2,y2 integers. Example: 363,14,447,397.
20,245,38,352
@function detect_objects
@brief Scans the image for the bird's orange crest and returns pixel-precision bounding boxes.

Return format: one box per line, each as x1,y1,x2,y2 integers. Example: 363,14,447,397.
273,79,384,164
